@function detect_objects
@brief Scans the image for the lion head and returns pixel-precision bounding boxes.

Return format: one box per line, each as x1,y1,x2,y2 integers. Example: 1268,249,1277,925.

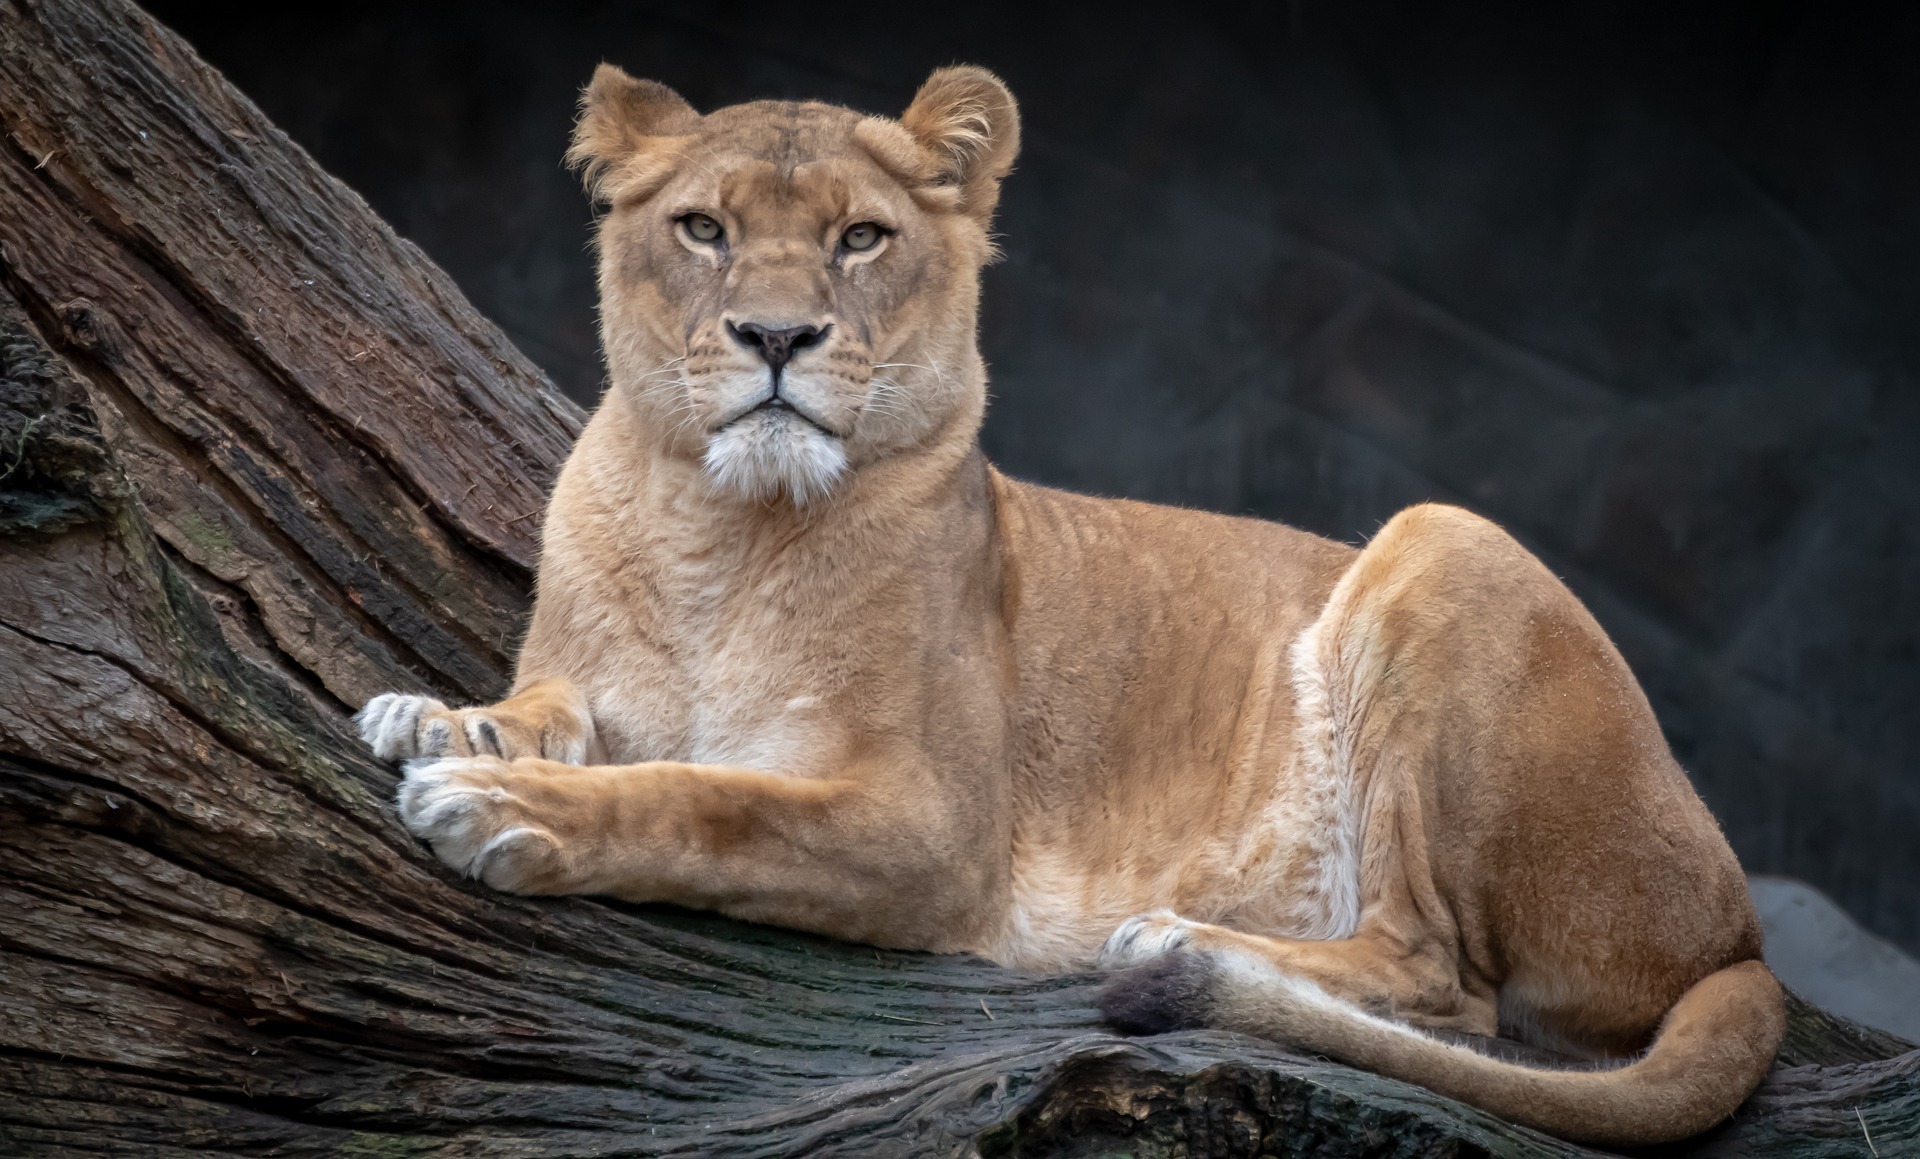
567,64,1020,504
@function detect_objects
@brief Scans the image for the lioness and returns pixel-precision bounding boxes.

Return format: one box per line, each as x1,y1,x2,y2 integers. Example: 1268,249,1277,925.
356,64,1783,1146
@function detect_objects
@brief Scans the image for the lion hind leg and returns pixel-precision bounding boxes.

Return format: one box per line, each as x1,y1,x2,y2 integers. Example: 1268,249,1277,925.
1098,912,1496,1037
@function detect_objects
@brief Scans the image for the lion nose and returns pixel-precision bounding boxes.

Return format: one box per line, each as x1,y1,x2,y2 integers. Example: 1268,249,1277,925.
728,321,829,375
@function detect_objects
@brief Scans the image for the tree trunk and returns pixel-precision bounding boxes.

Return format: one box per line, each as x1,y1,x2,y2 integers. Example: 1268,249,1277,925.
0,0,1912,1154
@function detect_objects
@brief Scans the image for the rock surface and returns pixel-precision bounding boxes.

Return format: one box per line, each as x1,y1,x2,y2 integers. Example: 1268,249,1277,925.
1754,875,1920,1042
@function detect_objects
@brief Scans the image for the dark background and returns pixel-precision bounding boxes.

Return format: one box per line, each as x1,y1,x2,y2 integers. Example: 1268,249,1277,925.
145,1,1920,953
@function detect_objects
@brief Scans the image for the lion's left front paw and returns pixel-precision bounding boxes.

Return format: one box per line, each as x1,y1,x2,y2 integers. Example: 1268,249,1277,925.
396,757,564,893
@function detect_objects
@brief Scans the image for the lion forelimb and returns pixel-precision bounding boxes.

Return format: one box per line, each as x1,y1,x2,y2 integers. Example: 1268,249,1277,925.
394,751,997,950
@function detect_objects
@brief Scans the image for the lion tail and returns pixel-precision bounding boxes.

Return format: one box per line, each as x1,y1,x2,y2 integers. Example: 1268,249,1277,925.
1098,951,1784,1147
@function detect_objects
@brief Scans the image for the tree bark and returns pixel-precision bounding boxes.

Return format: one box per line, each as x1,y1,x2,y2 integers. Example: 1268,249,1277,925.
0,0,1912,1154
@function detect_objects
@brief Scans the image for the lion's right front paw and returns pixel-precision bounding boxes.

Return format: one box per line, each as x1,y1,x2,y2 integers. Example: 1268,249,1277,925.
396,757,565,892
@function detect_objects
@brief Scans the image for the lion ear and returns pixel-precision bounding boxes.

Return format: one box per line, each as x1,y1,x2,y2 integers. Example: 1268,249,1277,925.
900,66,1021,225
566,63,699,202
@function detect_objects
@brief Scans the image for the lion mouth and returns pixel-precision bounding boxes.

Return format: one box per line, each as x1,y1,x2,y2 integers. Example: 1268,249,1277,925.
702,395,851,504
724,391,841,438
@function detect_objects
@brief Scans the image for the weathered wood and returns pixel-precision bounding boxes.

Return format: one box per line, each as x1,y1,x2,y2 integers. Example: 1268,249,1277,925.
0,0,1912,1154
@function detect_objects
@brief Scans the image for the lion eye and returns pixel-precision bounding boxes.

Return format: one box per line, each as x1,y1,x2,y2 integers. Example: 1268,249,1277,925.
683,214,724,244
841,222,883,252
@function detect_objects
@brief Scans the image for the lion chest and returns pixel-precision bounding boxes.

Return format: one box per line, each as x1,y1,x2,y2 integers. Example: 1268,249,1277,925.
569,592,849,777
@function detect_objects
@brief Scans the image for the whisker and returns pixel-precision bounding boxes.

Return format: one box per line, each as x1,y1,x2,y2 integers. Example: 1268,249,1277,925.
863,377,912,422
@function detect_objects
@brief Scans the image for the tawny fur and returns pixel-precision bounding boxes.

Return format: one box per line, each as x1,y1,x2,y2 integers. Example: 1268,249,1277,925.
356,64,1784,1147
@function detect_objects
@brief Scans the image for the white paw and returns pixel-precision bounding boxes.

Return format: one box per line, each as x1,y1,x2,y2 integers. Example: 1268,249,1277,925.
1098,910,1204,968
357,694,581,763
355,692,454,760
396,757,560,892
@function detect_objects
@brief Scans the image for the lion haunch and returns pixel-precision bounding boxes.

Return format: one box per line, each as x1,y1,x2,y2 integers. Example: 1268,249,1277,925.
354,64,1784,1148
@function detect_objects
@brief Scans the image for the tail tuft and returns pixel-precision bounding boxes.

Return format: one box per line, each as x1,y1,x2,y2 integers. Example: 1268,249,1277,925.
1098,949,1219,1034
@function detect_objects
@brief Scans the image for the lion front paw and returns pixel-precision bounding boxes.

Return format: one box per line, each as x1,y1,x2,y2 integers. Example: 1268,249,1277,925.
357,692,585,763
357,692,453,760
396,757,564,892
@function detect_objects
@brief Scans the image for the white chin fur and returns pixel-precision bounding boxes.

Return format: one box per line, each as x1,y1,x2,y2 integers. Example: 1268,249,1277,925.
702,411,848,505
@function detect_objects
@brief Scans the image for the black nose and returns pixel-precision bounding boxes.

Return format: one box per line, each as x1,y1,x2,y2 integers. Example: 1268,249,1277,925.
729,321,829,374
